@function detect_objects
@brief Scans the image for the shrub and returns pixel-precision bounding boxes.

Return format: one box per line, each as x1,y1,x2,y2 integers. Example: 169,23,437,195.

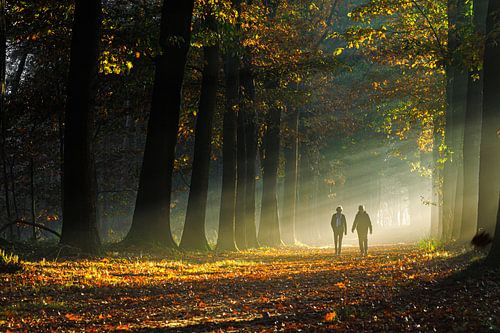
418,238,445,253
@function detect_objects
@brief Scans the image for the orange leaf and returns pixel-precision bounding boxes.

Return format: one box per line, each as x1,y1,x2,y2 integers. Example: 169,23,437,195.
116,324,130,330
324,311,337,322
65,313,82,321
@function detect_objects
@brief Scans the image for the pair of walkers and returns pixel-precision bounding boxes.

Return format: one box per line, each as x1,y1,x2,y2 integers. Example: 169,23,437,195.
330,205,372,255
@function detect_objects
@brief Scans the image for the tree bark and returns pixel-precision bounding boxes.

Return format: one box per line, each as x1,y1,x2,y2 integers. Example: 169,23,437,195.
258,104,282,247
0,0,11,239
60,0,102,253
477,0,500,236
235,96,247,249
442,0,467,240
217,54,239,251
282,107,299,245
125,0,195,247
240,60,259,248
11,53,28,96
297,147,312,244
431,118,443,238
30,157,36,240
486,192,500,266
460,0,488,241
180,43,219,251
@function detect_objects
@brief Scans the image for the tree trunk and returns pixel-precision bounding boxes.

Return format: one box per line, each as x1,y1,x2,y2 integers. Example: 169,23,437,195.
460,0,487,241
30,157,36,240
240,60,259,248
235,98,247,249
477,0,500,236
11,53,28,96
431,117,443,238
180,43,219,251
0,0,11,239
282,107,299,245
60,0,102,253
217,53,239,251
125,0,195,247
258,105,282,247
486,192,500,266
297,147,312,244
442,0,467,241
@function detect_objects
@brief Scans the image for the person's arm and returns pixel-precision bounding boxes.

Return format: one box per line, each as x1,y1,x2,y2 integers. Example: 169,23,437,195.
331,214,335,229
342,215,347,235
367,214,373,234
352,215,357,233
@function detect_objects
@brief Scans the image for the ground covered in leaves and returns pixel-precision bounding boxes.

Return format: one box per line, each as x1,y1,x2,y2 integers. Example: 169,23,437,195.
1,245,499,332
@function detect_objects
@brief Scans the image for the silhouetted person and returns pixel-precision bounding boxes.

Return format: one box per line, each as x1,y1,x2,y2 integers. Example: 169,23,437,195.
331,206,347,255
352,205,372,255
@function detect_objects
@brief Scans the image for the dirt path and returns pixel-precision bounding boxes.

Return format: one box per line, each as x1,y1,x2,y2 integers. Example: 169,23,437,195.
1,245,499,332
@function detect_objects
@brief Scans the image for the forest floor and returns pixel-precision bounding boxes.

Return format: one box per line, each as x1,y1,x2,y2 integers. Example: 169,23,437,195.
1,244,499,332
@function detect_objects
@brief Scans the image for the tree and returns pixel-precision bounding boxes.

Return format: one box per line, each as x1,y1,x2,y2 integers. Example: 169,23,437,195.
217,52,239,251
486,193,500,266
241,53,259,249
460,0,488,241
258,101,282,247
180,12,219,251
442,0,468,241
124,0,195,247
235,84,247,249
282,105,299,245
0,0,12,239
257,1,282,247
59,0,102,253
477,0,500,237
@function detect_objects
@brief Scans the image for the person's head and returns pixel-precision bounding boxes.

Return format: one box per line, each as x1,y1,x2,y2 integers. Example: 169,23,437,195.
358,205,365,212
336,206,343,213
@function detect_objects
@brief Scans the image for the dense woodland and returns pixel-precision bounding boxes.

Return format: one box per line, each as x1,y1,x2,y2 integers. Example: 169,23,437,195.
0,0,498,263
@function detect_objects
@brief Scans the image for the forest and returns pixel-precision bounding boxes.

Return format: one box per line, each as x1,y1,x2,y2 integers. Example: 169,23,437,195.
0,0,499,331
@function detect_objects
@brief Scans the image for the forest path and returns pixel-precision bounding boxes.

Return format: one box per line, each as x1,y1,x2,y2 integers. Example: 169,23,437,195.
1,245,499,332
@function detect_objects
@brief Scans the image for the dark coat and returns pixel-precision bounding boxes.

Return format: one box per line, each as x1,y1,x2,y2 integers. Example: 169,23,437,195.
352,211,372,235
331,213,347,234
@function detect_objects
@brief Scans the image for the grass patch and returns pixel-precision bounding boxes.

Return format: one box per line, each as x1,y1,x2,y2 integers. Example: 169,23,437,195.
0,249,23,274
418,238,445,253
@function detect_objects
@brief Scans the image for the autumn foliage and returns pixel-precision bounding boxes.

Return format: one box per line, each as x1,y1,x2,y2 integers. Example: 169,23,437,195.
1,246,499,332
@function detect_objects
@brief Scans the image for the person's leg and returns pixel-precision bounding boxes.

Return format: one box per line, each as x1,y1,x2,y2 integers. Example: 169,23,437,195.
358,233,363,254
366,237,369,254
338,233,343,254
333,231,338,254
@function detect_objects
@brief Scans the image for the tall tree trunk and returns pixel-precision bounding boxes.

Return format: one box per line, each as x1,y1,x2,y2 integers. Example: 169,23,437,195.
282,107,299,245
217,54,239,251
460,0,487,241
431,118,443,238
486,192,500,266
30,157,36,240
258,104,282,247
442,0,467,240
58,109,64,220
0,0,12,239
297,147,312,244
125,0,195,247
240,59,259,248
180,42,219,251
11,53,28,96
477,0,500,236
60,0,102,253
235,99,247,249
450,69,467,239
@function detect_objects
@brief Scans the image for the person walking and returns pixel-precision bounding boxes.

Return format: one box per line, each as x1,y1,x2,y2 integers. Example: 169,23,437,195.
331,206,347,255
352,205,373,255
